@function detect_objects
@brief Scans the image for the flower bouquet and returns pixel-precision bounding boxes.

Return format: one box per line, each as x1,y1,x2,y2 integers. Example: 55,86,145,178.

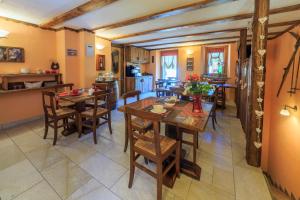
183,74,213,113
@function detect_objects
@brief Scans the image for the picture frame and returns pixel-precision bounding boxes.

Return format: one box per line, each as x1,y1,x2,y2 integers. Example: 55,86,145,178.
0,46,25,63
187,57,194,71
96,54,105,71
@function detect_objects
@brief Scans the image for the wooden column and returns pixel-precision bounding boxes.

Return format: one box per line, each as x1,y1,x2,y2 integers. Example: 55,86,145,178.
247,0,270,167
237,29,248,117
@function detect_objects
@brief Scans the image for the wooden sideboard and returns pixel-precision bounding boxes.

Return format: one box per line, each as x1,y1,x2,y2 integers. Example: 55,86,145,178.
0,73,62,91
126,76,153,93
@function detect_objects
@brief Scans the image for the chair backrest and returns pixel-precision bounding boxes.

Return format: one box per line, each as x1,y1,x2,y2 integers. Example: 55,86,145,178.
42,91,57,117
125,106,162,156
91,91,110,116
93,83,109,92
122,90,141,105
169,87,184,98
54,83,74,93
155,81,165,89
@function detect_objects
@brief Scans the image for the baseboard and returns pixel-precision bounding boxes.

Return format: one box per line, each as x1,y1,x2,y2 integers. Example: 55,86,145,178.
263,171,299,200
0,115,43,131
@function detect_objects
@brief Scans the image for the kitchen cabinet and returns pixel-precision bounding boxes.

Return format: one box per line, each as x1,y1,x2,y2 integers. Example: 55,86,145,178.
125,47,150,64
126,76,153,93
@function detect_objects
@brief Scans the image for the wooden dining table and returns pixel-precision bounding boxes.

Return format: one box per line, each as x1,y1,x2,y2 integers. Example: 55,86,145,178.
58,91,94,135
118,96,213,186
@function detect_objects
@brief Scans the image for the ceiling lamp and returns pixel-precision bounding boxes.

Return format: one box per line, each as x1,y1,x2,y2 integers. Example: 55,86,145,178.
96,44,105,50
280,105,297,117
0,29,9,38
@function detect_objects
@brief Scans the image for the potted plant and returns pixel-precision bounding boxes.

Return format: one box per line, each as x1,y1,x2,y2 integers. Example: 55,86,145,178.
183,74,213,113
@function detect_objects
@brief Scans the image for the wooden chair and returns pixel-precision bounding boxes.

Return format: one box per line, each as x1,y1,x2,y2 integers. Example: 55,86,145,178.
42,91,76,145
78,91,112,144
169,87,184,99
122,90,153,152
210,89,218,130
85,83,110,108
125,106,180,200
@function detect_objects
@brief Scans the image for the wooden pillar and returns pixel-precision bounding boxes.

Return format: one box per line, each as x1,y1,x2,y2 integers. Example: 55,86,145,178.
247,0,270,167
237,29,248,117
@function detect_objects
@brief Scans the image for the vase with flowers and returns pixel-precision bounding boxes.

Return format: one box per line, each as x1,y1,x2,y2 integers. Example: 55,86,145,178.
183,74,213,113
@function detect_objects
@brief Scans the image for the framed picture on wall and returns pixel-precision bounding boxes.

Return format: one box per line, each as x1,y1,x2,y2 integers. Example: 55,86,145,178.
0,46,25,62
186,57,194,71
96,54,105,71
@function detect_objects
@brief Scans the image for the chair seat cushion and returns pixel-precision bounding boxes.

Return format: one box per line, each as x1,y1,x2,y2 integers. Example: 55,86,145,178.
86,100,106,107
134,131,176,156
58,100,75,108
49,108,76,117
132,117,153,131
81,108,108,117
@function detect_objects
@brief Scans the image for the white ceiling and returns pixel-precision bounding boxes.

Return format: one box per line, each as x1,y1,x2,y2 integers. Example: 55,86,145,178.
0,0,299,49
0,0,89,24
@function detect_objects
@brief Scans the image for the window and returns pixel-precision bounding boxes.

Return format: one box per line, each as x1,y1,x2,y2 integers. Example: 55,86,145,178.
161,50,178,79
205,47,227,75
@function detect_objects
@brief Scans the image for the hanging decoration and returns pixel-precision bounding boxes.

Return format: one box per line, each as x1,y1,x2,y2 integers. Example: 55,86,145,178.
253,16,268,149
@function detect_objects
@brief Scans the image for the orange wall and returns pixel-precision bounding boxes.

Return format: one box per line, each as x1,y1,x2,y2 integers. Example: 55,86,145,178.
0,19,111,126
95,36,112,74
0,18,56,74
262,26,300,198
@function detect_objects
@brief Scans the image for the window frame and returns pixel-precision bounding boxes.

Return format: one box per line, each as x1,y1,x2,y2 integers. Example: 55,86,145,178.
205,46,228,75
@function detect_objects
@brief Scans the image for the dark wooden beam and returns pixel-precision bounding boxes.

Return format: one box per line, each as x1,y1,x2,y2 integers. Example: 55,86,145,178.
129,28,242,45
93,0,236,31
268,19,300,28
247,0,270,167
139,32,278,48
41,0,119,28
141,36,241,48
126,21,294,45
237,29,248,118
147,40,240,51
111,4,300,40
271,23,300,40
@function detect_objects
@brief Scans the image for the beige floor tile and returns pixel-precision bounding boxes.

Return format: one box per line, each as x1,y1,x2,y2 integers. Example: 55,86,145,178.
165,174,192,199
111,171,157,200
66,179,120,200
13,180,61,200
187,180,235,200
26,143,66,172
79,153,127,188
83,135,115,154
56,141,97,164
0,159,42,200
101,142,130,169
0,141,25,171
234,165,272,200
9,131,48,153
42,159,92,200
213,167,235,194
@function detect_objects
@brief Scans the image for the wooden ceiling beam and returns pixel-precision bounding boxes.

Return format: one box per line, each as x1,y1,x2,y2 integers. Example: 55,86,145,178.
41,0,119,28
127,28,242,45
126,21,293,45
111,4,300,40
93,0,236,31
139,32,279,48
142,36,241,48
147,40,242,51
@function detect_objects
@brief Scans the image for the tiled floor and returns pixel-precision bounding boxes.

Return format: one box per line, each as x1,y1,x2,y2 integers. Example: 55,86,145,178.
0,93,272,200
